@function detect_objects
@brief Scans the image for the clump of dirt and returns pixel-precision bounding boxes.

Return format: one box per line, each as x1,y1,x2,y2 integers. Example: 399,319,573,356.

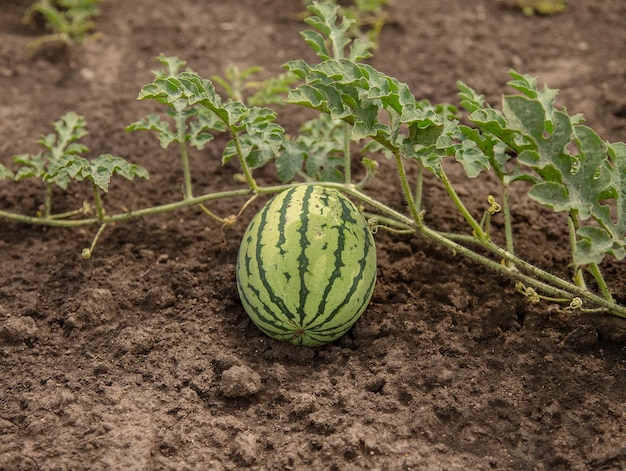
1,0,625,469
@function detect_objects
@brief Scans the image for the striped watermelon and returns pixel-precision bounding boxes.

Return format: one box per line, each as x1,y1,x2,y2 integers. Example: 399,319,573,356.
236,185,377,346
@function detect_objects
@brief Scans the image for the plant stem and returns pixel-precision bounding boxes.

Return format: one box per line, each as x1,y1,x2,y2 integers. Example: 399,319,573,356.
0,187,252,227
92,184,105,222
567,210,586,288
2,175,624,317
501,183,515,266
420,224,570,298
480,237,626,317
439,168,484,238
587,262,615,303
414,161,424,215
230,129,259,192
44,183,53,218
46,201,90,220
343,122,352,185
393,150,421,225
422,224,626,318
179,140,194,199
175,110,194,199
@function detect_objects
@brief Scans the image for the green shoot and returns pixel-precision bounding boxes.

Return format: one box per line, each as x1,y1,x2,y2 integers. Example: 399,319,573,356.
0,164,15,181
23,0,100,54
301,0,388,48
12,111,148,220
128,55,285,195
13,111,90,217
515,0,566,15
127,54,227,199
211,65,300,107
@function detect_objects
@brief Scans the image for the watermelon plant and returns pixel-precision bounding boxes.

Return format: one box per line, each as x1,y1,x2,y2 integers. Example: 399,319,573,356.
513,0,566,15
2,1,626,346
2,111,149,257
23,0,101,55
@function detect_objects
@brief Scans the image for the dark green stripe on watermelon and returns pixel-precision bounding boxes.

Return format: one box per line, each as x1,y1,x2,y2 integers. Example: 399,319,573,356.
236,185,377,346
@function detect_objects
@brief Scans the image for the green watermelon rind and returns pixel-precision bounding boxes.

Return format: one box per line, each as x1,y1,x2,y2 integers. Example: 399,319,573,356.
236,185,377,346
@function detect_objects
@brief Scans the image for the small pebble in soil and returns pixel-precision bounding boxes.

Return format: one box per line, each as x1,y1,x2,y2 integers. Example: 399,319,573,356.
0,316,38,345
220,365,261,398
231,431,259,466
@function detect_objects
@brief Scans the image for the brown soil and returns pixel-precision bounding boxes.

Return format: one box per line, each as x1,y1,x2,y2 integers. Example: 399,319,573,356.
1,0,626,469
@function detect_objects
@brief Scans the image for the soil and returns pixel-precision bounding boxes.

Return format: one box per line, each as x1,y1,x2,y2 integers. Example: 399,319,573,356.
1,0,626,470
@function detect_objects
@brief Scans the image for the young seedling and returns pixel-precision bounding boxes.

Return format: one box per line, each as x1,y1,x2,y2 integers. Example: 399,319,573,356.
127,55,226,201
515,0,566,15
211,65,300,107
127,54,285,223
13,111,91,218
23,0,101,55
8,111,148,257
300,0,389,48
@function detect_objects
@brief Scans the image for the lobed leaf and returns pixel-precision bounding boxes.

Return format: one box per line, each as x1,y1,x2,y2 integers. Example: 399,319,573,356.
608,142,626,239
13,152,47,180
126,114,177,148
304,2,353,60
457,81,485,114
221,107,284,168
575,226,626,265
154,54,188,78
302,1,373,62
44,154,90,190
86,154,150,192
506,70,559,130
275,140,305,183
188,113,226,150
0,163,14,180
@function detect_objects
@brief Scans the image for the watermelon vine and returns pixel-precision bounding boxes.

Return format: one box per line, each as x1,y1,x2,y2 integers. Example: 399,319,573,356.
2,1,626,323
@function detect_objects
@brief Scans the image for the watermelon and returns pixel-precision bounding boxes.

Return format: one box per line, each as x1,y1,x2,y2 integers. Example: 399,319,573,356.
236,185,377,346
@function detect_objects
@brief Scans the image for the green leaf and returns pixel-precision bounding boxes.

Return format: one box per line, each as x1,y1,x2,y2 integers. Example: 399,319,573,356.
275,140,305,183
126,114,177,148
348,38,373,62
13,152,46,180
188,113,225,150
453,138,490,178
286,84,329,111
13,112,91,188
26,0,99,44
0,163,14,180
575,226,626,265
275,114,349,183
301,30,331,60
527,181,570,211
85,154,150,193
457,81,486,114
137,78,185,105
44,154,91,190
304,1,353,60
283,59,311,79
221,107,284,169
468,108,523,152
507,70,559,130
536,123,609,219
155,54,188,78
608,142,626,238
